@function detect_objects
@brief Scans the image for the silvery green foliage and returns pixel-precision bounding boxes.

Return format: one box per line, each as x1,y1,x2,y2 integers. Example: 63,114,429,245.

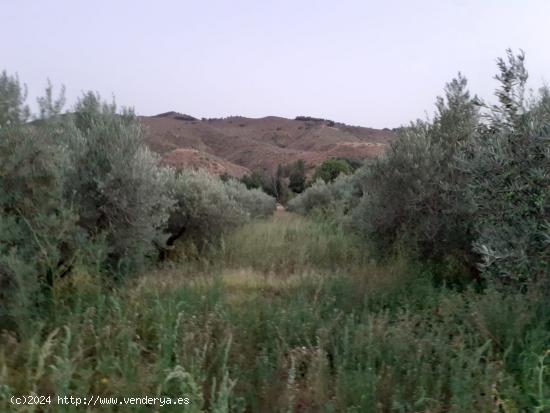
36,80,66,120
72,91,136,136
458,51,550,282
62,96,174,272
353,75,479,263
223,179,276,219
0,76,76,329
166,170,248,252
287,179,330,215
287,173,360,218
0,71,30,128
0,122,78,330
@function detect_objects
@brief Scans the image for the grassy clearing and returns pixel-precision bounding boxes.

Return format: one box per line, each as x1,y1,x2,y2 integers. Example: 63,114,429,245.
224,211,364,275
1,213,549,412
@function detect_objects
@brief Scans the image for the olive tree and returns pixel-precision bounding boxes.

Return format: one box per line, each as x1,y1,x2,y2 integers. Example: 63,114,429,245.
352,74,480,274
459,50,550,283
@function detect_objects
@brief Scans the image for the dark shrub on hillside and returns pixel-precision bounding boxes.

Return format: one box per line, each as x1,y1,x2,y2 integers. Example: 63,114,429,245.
295,116,336,126
312,159,352,183
240,167,289,203
288,159,306,193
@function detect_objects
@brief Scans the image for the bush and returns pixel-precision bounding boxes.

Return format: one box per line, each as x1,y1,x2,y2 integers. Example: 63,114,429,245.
164,171,276,260
223,178,276,219
0,71,29,128
0,122,78,331
164,170,248,257
459,51,550,283
288,173,360,219
62,93,174,273
288,159,306,193
240,169,275,193
352,74,479,275
311,158,352,183
0,76,80,331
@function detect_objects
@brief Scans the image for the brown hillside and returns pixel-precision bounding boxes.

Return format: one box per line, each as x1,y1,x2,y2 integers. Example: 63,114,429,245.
140,113,395,176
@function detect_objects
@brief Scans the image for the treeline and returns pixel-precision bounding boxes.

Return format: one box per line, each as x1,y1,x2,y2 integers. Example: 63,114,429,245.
295,116,336,126
0,75,276,332
289,50,549,285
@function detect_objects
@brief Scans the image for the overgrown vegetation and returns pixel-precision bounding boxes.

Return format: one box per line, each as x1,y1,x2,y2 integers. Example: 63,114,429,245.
1,214,548,412
291,50,550,285
311,158,353,183
0,76,276,333
1,50,549,412
241,158,358,204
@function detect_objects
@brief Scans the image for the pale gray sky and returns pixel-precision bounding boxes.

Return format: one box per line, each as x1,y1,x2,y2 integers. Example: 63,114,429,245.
2,0,549,128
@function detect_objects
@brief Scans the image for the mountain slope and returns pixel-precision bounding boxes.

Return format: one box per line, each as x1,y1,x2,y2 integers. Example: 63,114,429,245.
140,112,395,176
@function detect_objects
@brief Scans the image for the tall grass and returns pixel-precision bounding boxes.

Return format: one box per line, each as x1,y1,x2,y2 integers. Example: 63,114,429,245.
224,211,364,274
1,214,548,412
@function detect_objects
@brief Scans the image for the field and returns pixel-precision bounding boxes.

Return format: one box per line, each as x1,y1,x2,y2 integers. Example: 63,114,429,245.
2,212,548,412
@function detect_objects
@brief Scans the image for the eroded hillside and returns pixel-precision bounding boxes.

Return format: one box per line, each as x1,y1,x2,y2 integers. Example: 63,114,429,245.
141,112,395,176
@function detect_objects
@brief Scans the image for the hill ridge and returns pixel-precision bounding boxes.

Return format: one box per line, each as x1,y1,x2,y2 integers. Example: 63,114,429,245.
141,114,395,177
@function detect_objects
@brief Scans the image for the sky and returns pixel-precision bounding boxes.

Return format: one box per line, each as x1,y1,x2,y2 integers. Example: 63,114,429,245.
2,0,549,128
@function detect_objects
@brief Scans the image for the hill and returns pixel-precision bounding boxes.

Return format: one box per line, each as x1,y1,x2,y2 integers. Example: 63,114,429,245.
140,112,395,177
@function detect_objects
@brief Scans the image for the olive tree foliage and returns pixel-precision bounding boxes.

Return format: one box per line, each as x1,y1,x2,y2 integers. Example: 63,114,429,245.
0,71,30,127
290,51,548,284
73,91,134,131
352,74,480,269
458,50,550,283
0,70,278,330
162,171,276,259
36,80,66,120
164,170,248,256
0,80,168,327
223,178,277,219
62,93,174,272
0,78,76,330
288,173,361,220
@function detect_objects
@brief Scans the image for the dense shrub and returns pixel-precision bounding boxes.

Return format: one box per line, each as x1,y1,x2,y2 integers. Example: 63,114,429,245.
223,178,276,219
311,158,352,183
0,122,78,330
62,94,174,273
0,77,81,330
0,71,30,128
350,75,480,277
292,51,548,284
240,169,276,194
288,173,360,219
459,51,550,283
287,159,306,193
164,171,276,259
164,170,248,257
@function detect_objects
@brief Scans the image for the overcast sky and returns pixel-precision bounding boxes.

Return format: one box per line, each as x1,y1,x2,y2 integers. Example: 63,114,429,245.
2,0,549,128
